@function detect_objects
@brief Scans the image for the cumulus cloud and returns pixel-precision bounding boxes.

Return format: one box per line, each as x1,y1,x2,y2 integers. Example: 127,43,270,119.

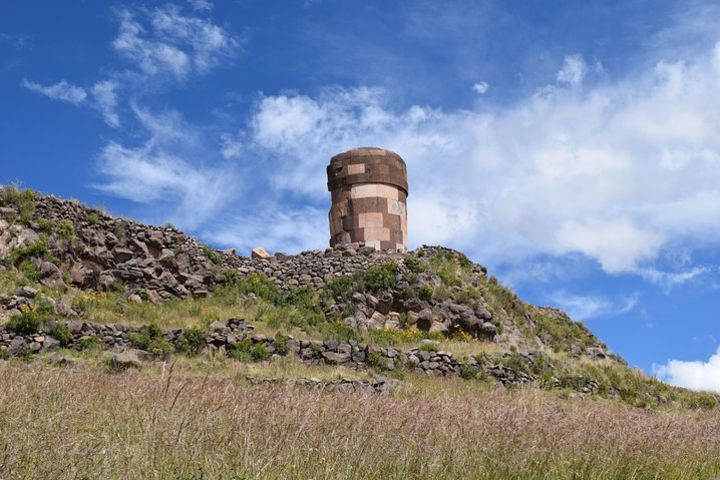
654,347,720,393
548,291,638,320
21,79,87,105
240,44,720,275
472,81,489,94
113,5,237,81
91,80,120,127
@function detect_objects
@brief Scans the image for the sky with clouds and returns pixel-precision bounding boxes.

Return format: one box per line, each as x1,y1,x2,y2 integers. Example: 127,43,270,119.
2,0,720,390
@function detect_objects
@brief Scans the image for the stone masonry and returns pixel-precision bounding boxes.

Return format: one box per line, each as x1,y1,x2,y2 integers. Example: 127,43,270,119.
327,147,408,251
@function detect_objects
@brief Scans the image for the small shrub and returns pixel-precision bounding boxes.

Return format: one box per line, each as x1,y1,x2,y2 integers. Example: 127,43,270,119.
366,351,388,370
55,323,72,347
404,256,425,273
0,185,37,224
86,212,99,225
326,274,355,301
460,364,478,380
431,285,452,301
274,332,289,356
7,237,51,267
418,284,433,301
6,311,41,335
79,335,101,350
399,286,416,300
224,273,284,306
202,246,220,265
455,286,481,305
230,339,269,362
57,219,75,241
175,327,206,355
128,322,172,358
18,259,41,281
361,262,398,291
36,218,54,234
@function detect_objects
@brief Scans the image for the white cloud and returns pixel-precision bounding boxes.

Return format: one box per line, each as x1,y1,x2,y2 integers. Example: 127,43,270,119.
556,54,587,87
113,5,237,81
95,106,236,229
21,79,87,105
205,206,329,254
654,346,720,393
637,265,710,292
548,290,638,320
472,81,489,94
91,80,120,127
241,42,720,273
187,0,213,11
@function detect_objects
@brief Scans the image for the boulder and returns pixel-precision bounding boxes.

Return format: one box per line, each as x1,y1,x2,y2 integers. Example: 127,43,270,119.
251,247,270,259
16,286,37,298
109,350,143,371
322,351,351,364
48,351,74,367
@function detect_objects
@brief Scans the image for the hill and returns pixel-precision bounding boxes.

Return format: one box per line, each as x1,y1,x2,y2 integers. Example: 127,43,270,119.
0,185,718,479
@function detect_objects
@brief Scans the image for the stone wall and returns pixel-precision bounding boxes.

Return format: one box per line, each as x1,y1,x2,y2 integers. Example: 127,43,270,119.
327,147,408,251
0,316,598,389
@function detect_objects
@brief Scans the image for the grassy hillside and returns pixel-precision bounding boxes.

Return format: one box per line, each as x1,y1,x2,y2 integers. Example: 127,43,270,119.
0,185,718,479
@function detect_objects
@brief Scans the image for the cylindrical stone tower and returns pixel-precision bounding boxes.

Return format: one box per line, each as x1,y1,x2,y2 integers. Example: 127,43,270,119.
327,147,408,251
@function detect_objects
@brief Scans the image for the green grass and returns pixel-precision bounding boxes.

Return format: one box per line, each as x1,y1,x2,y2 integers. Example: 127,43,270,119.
0,185,37,224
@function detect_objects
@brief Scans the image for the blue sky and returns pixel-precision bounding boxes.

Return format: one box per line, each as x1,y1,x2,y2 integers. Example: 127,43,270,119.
2,0,720,390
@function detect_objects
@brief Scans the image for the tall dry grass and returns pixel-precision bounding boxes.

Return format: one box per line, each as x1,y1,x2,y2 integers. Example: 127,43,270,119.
0,362,718,479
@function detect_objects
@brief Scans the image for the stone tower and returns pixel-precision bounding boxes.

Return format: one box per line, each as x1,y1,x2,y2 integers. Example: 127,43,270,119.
327,147,408,251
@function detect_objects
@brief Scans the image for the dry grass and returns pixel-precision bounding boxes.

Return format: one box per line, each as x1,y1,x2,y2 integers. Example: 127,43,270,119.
0,361,719,480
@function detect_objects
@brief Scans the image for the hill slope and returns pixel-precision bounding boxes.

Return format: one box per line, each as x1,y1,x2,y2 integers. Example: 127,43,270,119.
0,185,713,408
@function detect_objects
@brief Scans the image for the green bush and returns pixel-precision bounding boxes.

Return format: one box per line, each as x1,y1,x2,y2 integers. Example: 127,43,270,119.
325,274,355,301
55,323,72,347
36,218,54,234
418,284,433,301
57,219,75,241
224,273,284,306
128,322,172,358
6,311,42,335
460,364,478,380
361,262,398,291
86,212,99,225
274,332,289,356
7,237,51,267
404,256,425,273
229,339,269,362
366,351,388,371
175,327,206,355
0,186,37,224
455,286,481,305
18,259,41,281
79,335,101,350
